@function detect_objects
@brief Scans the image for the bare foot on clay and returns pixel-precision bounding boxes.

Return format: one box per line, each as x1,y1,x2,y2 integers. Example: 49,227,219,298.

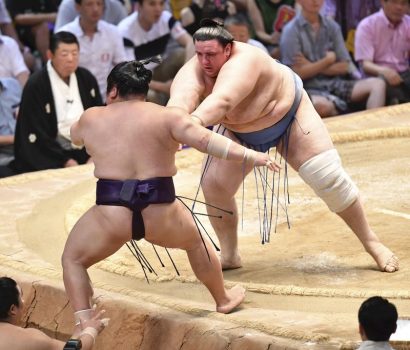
216,285,246,314
221,254,242,270
366,242,399,272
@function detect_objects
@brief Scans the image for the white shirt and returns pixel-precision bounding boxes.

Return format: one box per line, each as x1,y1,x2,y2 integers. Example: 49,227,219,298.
118,10,186,70
59,17,127,97
0,35,29,79
47,60,84,140
358,340,395,350
55,0,127,30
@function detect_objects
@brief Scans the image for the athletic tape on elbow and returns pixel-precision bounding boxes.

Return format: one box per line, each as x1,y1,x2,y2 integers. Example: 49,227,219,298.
298,149,359,212
207,132,232,159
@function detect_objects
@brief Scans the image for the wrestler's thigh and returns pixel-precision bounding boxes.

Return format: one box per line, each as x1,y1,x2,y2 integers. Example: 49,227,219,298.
143,202,203,251
63,205,132,267
202,156,252,198
280,91,334,171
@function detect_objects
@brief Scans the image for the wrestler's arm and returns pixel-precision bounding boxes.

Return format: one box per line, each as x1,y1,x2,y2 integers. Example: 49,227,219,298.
70,108,96,147
167,57,205,112
70,119,84,147
190,54,259,126
169,108,280,171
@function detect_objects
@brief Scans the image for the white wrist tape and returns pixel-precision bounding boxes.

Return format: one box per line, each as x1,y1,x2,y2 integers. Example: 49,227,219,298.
207,132,232,159
74,308,93,326
243,148,257,167
80,327,98,344
298,149,359,213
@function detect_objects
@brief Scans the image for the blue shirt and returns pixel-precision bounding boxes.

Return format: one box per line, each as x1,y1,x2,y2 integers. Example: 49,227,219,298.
280,12,352,89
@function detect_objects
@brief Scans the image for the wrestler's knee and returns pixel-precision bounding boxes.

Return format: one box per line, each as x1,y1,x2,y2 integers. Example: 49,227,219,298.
298,149,359,213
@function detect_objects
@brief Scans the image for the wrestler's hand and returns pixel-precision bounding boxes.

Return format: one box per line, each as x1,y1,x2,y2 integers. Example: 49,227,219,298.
255,153,281,172
79,308,110,335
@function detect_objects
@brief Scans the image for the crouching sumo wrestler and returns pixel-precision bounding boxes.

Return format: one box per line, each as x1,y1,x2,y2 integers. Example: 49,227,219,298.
61,60,280,333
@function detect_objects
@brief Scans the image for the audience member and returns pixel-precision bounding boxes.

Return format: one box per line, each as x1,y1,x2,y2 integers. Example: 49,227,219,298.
358,296,398,350
168,0,191,20
55,0,128,30
0,0,36,71
0,276,107,350
179,0,236,35
0,78,20,178
224,13,268,53
321,0,380,58
0,33,30,87
5,0,58,64
10,31,102,175
58,0,127,99
355,0,410,105
280,0,386,118
118,0,195,105
247,0,296,58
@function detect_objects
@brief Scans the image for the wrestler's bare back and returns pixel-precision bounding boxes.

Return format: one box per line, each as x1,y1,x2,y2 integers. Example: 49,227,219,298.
73,101,183,181
169,41,299,132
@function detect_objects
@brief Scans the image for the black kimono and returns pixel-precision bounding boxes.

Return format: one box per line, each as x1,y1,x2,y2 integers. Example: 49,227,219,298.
12,67,103,173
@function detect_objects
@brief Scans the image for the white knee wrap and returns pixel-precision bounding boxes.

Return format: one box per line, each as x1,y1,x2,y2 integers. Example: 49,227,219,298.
298,149,359,213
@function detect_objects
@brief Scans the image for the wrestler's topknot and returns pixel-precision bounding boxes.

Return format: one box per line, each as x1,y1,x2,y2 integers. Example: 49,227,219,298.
193,18,234,47
107,60,152,97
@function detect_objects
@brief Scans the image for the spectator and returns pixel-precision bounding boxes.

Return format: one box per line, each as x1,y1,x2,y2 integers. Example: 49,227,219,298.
321,0,380,57
0,33,30,87
355,0,410,105
0,78,20,177
0,0,36,71
224,13,268,53
118,0,195,105
5,0,58,64
10,31,102,175
358,296,398,350
58,0,127,99
280,0,386,117
168,0,192,20
55,0,128,30
0,276,107,350
247,0,296,58
179,0,237,35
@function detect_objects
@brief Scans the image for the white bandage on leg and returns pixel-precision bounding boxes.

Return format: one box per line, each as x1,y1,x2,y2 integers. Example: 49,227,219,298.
298,149,359,213
207,132,232,159
74,308,93,326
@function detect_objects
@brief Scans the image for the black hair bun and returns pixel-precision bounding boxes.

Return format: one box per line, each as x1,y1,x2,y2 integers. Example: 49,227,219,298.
199,18,224,28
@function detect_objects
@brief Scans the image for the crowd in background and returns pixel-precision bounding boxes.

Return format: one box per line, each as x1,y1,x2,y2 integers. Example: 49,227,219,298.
0,0,409,178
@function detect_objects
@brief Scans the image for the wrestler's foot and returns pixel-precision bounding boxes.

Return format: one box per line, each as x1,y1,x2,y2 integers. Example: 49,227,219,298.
216,285,246,314
221,254,242,270
366,242,399,273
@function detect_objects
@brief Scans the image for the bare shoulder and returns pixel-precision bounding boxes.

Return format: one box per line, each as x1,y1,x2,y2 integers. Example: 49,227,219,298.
81,106,104,120
13,327,63,350
173,57,205,88
229,43,263,67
